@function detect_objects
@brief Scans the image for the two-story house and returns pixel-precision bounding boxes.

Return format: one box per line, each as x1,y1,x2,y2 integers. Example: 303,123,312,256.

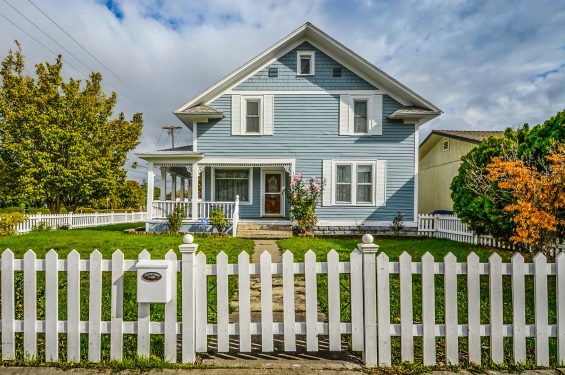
137,23,441,235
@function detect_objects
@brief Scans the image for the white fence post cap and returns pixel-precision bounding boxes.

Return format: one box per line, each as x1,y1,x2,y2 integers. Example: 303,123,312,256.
179,234,198,253
358,234,379,253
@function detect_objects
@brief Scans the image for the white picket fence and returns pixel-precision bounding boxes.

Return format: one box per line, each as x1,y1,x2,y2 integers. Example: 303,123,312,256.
15,211,147,234
2,235,565,366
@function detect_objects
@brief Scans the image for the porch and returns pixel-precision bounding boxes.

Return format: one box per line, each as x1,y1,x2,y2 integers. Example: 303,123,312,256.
137,148,294,235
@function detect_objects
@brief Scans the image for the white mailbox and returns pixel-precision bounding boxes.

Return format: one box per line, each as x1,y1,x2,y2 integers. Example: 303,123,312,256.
136,260,173,303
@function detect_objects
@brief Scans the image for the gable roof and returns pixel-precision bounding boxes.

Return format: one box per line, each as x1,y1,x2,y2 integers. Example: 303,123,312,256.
175,22,441,124
419,130,505,159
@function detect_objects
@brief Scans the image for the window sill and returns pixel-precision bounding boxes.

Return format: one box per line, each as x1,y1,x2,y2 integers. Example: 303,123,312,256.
332,203,375,207
297,73,314,76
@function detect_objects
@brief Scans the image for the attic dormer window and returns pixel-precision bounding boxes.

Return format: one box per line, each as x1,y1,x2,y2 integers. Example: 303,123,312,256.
442,137,450,151
268,67,278,77
297,51,315,76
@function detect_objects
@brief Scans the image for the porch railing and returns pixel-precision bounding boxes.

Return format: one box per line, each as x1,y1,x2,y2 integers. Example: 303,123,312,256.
151,201,192,219
197,201,237,219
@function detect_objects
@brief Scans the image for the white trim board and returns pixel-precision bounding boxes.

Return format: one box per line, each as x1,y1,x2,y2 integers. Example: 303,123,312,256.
226,90,384,95
316,220,417,228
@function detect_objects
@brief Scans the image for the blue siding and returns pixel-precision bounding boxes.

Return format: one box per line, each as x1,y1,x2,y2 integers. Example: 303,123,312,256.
198,94,415,222
235,42,377,91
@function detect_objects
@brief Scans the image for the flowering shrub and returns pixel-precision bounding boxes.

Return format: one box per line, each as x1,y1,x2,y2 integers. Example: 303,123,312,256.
0,212,26,236
285,174,324,234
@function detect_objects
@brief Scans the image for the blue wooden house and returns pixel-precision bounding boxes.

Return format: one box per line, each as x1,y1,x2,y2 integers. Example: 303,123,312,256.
138,23,441,235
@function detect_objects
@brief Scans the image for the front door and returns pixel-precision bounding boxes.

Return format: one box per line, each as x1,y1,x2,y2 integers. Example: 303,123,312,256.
263,172,283,216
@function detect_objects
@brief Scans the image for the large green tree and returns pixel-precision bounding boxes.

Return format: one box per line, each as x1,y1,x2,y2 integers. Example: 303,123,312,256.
0,43,143,212
451,110,565,243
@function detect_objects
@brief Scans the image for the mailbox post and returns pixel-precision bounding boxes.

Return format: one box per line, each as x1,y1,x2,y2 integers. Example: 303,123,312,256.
179,234,198,363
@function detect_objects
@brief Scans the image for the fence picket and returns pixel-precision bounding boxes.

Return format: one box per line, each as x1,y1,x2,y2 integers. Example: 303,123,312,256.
260,251,274,352
195,252,208,352
557,253,565,363
1,250,15,360
467,252,481,365
45,250,59,362
327,250,341,351
350,249,364,352
238,251,252,352
23,250,37,359
399,252,413,362
305,250,318,352
444,252,458,365
511,253,526,362
534,253,549,366
376,252,391,365
216,252,229,352
489,253,503,363
111,250,124,360
422,252,435,366
67,250,81,362
88,250,103,362
137,250,151,357
282,250,296,352
164,250,177,362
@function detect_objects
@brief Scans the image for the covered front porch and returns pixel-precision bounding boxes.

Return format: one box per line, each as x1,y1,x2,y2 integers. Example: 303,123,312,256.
137,149,294,235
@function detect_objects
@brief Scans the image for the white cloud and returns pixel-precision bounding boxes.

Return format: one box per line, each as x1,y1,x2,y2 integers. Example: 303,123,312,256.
0,0,563,180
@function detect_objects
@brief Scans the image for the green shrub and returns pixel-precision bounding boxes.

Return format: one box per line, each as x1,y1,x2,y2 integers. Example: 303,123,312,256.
166,205,185,234
0,212,26,236
210,208,229,234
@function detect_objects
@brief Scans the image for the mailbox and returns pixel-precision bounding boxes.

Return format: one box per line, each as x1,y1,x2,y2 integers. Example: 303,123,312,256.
136,260,173,303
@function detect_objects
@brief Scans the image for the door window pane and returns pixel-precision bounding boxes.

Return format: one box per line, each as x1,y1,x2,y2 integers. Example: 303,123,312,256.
354,100,368,133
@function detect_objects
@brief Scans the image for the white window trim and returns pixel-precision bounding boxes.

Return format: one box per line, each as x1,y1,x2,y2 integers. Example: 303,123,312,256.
350,95,373,135
297,50,315,76
242,96,263,135
211,167,253,205
332,160,376,206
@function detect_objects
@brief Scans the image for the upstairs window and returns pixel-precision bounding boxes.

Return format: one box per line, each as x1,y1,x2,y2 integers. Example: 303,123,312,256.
297,51,315,76
353,100,368,134
245,99,260,133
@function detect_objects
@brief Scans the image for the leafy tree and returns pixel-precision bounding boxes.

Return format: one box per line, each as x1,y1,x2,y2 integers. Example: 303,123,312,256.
451,110,565,244
486,144,565,254
118,180,145,209
0,43,143,213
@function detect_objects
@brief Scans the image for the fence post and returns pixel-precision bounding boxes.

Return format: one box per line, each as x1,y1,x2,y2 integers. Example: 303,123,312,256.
233,195,240,237
68,212,73,229
358,234,379,366
179,234,198,363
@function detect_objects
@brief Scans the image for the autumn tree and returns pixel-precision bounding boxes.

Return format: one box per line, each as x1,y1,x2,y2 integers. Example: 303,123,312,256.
485,144,565,254
0,43,143,212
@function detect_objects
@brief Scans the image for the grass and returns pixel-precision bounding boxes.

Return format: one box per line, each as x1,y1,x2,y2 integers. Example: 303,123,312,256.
0,223,254,365
277,236,555,368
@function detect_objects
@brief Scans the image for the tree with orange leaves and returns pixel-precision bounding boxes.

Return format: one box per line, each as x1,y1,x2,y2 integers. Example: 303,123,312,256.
486,144,565,255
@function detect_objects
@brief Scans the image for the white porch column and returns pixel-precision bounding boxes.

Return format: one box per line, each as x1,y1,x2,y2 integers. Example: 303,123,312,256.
160,168,167,201
172,174,177,201
146,162,155,219
191,163,199,220
180,178,186,201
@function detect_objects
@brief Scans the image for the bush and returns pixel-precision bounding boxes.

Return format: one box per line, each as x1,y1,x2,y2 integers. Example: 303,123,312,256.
285,174,323,234
32,221,53,232
166,205,185,234
210,207,229,234
0,212,26,236
390,211,405,233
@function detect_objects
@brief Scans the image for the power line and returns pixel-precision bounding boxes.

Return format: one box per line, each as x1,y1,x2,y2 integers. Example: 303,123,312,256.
27,0,143,99
162,125,182,149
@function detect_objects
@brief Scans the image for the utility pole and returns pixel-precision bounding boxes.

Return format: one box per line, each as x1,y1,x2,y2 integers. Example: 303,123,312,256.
162,125,182,149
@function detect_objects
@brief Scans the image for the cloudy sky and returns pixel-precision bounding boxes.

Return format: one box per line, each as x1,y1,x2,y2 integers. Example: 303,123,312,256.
0,0,564,181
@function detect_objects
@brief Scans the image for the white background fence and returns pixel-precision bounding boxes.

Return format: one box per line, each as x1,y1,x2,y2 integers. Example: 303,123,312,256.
15,211,147,234
2,235,565,367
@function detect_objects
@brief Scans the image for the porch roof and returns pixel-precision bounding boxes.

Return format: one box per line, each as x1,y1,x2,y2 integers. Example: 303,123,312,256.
200,157,296,172
135,147,203,165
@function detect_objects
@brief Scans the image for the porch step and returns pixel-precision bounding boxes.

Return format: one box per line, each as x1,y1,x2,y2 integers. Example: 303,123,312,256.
237,223,293,239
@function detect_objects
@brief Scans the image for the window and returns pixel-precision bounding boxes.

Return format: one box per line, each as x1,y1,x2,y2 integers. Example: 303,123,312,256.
297,51,315,75
214,169,250,202
442,137,450,151
332,67,342,77
333,161,375,205
335,164,352,203
245,99,260,133
354,100,368,134
268,67,278,77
